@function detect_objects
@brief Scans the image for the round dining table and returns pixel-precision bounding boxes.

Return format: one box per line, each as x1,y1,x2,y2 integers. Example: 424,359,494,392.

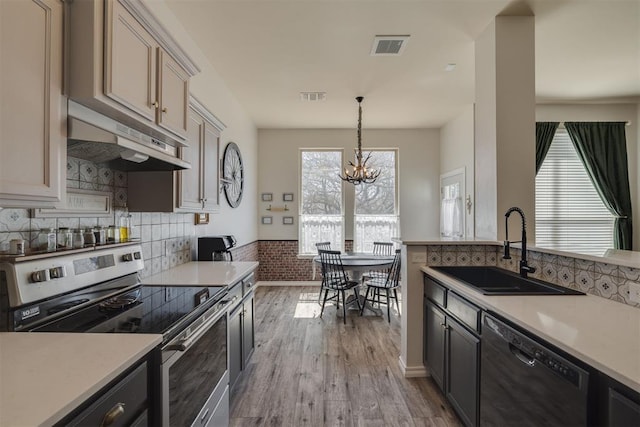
312,252,395,316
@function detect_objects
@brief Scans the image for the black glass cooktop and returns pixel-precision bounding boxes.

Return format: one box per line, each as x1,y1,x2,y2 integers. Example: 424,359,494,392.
30,285,226,342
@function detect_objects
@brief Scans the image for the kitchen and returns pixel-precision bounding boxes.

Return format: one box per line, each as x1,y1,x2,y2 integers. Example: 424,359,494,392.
1,0,640,426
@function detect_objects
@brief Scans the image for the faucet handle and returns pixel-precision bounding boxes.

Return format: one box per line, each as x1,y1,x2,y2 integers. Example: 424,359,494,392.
503,241,511,259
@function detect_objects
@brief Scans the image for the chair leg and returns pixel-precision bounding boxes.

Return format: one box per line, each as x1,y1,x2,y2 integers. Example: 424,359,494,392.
385,289,391,322
353,288,362,312
320,288,329,318
317,283,323,303
360,286,370,316
393,289,400,313
340,290,347,324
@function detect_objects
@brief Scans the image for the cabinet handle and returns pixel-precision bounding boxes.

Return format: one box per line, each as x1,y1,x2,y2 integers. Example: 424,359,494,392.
152,101,159,108
100,402,125,427
162,107,168,113
440,322,446,327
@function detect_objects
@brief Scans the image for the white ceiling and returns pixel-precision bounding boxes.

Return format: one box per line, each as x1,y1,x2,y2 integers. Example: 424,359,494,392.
164,0,640,129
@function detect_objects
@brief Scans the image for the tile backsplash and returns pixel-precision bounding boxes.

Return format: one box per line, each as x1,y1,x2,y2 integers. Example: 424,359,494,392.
0,156,194,278
425,244,640,308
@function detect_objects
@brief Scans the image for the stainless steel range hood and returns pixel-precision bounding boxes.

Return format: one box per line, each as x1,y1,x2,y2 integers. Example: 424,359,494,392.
67,101,190,171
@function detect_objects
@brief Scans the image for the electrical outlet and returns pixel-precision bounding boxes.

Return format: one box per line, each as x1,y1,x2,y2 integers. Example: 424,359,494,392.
165,287,174,302
629,282,640,303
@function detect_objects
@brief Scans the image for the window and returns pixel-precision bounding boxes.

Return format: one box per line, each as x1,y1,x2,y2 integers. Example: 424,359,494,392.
354,150,399,252
535,128,614,255
299,150,344,254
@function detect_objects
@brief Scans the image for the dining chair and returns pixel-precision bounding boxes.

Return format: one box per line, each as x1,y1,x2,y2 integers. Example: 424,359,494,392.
318,249,361,324
363,241,395,282
360,249,401,322
315,242,332,302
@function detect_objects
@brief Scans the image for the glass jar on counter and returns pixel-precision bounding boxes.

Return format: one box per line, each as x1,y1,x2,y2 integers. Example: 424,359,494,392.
73,229,84,248
57,227,73,250
93,226,106,245
38,228,56,252
83,228,96,247
106,225,120,244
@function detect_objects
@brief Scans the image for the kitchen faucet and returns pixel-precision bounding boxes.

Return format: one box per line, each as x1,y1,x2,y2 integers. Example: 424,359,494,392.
503,207,536,278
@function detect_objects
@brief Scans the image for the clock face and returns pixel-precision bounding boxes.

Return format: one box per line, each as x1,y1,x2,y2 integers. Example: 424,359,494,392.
222,142,244,208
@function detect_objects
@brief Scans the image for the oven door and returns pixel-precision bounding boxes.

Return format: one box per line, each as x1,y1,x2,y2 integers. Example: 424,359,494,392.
161,303,229,427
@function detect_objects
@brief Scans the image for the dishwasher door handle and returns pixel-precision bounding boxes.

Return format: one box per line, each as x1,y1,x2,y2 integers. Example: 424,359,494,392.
509,343,536,367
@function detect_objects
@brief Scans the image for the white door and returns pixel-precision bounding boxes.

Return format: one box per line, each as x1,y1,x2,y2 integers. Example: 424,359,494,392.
440,168,465,238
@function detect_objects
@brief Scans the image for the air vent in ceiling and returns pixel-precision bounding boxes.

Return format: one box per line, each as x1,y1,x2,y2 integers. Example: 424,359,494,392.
371,35,410,56
300,92,327,102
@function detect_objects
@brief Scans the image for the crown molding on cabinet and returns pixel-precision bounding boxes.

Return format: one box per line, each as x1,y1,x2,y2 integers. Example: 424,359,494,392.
189,95,227,132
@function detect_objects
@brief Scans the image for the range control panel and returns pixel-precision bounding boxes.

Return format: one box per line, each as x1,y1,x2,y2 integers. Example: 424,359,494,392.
2,245,144,307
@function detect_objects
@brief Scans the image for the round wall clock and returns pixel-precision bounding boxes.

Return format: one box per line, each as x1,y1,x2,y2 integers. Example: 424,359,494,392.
222,142,244,208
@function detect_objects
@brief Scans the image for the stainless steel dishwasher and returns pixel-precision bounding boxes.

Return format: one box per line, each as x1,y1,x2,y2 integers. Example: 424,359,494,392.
481,313,590,426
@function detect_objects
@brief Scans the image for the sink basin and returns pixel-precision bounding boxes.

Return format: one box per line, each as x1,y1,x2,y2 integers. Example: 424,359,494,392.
431,266,584,295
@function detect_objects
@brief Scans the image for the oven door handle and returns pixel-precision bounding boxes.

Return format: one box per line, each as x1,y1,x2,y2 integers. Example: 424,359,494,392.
164,303,227,352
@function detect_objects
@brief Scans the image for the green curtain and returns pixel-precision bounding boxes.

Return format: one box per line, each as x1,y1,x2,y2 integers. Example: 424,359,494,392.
565,122,633,250
535,122,559,174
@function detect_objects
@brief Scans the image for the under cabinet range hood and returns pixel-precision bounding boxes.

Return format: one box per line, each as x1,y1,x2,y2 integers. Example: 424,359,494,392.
67,101,190,171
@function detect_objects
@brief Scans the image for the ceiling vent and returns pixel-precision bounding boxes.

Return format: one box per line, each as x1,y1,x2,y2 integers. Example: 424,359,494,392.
370,35,410,56
300,92,327,102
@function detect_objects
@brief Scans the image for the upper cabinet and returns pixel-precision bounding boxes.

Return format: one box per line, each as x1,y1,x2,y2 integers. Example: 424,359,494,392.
128,96,224,213
0,0,66,208
69,0,197,145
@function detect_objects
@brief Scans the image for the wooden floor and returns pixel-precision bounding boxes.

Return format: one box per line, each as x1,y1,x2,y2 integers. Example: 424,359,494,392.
230,286,462,427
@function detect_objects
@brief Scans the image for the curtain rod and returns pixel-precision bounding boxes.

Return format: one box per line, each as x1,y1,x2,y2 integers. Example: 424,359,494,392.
557,121,632,128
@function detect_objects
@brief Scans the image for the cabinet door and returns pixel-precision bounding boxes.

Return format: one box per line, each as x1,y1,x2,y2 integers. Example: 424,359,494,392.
202,123,220,211
105,0,157,122
0,0,65,206
157,50,189,138
178,109,204,210
447,317,479,427
242,295,255,367
424,300,446,392
228,306,242,391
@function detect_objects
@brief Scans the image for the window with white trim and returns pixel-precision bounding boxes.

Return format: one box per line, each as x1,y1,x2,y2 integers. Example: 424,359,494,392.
299,150,344,254
354,150,400,252
535,128,614,255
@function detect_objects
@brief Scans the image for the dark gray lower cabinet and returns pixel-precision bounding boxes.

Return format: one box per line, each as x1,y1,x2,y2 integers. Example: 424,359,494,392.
424,275,479,427
446,316,479,427
229,291,255,394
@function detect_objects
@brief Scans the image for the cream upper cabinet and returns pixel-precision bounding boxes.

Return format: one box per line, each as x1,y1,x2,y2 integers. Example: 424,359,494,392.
0,0,65,208
104,0,157,122
128,98,222,213
68,0,198,145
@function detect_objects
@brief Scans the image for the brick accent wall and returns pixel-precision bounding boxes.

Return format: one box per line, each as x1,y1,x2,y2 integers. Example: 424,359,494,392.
257,240,353,281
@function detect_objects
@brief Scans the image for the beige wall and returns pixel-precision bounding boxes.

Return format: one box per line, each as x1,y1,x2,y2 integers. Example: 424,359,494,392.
536,103,640,250
440,104,475,238
144,0,259,247
257,129,440,242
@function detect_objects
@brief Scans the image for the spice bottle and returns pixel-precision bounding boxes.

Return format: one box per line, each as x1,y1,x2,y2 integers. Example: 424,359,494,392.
38,228,56,252
57,227,73,250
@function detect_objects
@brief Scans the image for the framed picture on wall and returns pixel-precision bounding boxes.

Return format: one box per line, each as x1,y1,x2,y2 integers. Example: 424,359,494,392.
261,216,273,225
261,193,273,202
283,216,294,225
283,193,294,202
195,213,210,225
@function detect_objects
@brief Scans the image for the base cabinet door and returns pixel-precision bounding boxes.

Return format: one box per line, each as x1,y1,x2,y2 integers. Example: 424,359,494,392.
228,306,242,390
446,317,479,427
0,0,65,207
242,295,255,367
424,300,446,391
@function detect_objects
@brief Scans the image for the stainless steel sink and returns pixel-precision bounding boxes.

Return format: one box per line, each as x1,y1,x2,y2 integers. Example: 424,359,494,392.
432,266,584,295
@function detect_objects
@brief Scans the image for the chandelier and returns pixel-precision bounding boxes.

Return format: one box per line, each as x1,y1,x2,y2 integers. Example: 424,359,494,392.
340,96,380,185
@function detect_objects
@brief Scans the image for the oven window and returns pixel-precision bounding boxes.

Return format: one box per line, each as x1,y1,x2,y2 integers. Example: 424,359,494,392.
168,316,227,426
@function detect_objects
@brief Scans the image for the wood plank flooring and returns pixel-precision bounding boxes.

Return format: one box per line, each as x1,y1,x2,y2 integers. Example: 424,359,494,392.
230,286,462,427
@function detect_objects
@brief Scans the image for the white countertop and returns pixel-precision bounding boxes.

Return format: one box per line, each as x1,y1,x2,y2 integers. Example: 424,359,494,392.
400,238,502,246
0,333,161,426
142,261,259,286
423,266,640,392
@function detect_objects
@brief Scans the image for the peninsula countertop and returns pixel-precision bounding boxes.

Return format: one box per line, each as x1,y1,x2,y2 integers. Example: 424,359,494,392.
422,266,640,393
0,332,161,427
141,261,259,286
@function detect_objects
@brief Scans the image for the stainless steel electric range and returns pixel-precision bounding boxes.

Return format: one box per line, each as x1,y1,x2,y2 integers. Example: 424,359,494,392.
0,243,231,427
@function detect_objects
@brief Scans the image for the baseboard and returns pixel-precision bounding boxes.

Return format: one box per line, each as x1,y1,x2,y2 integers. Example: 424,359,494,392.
256,281,321,287
398,356,428,378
